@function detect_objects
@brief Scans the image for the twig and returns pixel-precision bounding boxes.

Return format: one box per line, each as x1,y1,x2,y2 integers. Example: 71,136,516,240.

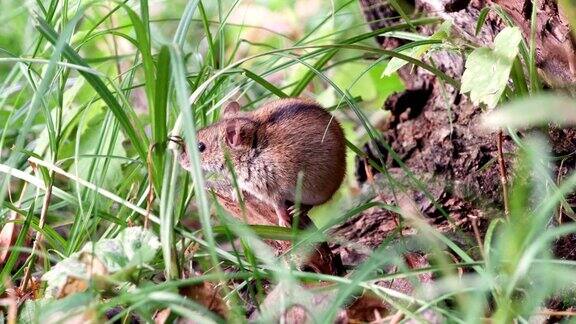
364,158,374,184
21,162,52,291
557,159,565,224
469,215,485,259
497,130,510,220
145,143,158,229
538,309,576,317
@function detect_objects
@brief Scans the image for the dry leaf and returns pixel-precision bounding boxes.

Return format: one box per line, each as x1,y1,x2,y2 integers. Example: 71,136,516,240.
154,308,172,324
0,217,19,264
58,277,89,299
346,292,388,323
179,281,228,319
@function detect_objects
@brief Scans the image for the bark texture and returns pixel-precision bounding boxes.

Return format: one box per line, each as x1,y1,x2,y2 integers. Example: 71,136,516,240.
335,0,576,264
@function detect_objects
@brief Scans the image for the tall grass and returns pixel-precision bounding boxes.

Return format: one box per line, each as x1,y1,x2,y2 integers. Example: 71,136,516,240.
1,0,576,322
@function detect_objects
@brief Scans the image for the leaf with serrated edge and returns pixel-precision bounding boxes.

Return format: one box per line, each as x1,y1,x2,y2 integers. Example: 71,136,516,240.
461,27,522,108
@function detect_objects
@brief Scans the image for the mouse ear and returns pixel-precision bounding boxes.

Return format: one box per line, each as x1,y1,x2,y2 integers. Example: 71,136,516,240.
222,101,241,118
225,118,256,149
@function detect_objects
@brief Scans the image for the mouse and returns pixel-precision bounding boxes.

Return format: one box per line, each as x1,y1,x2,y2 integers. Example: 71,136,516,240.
176,98,346,227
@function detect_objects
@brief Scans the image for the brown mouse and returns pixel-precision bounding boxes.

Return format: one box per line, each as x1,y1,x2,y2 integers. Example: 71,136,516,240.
177,98,346,227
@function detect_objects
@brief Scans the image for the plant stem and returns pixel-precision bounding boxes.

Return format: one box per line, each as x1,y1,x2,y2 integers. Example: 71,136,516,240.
470,215,485,259
497,130,510,220
21,167,53,291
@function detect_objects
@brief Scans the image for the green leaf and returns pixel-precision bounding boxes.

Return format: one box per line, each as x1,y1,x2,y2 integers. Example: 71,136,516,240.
86,227,160,272
289,18,442,96
124,3,155,109
461,27,522,108
19,299,50,324
34,16,149,161
173,0,201,46
213,224,294,241
382,21,451,76
475,7,491,36
41,227,160,298
387,0,415,29
151,45,171,187
244,69,288,98
113,226,161,267
154,46,170,145
71,110,126,190
42,257,88,298
20,293,98,323
86,239,129,273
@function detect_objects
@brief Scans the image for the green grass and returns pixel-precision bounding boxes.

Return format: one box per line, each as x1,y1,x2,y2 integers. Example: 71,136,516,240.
1,0,576,323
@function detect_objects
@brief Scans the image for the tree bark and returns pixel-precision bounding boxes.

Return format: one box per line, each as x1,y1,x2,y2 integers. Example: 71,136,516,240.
334,0,576,263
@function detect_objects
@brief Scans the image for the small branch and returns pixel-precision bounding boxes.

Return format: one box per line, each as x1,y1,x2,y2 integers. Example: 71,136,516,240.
497,130,510,220
145,143,158,229
556,159,566,224
21,163,52,291
537,309,576,317
470,215,485,259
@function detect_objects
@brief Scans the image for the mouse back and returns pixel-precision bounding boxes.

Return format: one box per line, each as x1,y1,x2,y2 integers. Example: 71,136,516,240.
252,98,346,205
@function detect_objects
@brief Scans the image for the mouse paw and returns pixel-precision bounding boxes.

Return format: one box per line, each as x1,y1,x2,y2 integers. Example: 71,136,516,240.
287,204,314,229
230,188,239,202
287,205,301,218
278,218,291,228
274,206,292,228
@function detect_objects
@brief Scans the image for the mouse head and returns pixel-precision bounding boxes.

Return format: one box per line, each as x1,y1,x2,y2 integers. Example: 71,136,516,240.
187,101,258,174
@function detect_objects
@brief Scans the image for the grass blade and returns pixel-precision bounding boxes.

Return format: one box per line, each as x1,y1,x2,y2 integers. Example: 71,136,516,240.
34,15,149,161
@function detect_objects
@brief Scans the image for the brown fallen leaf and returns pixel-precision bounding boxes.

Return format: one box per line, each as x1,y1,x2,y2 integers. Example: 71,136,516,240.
79,252,109,279
58,277,89,299
5,276,41,307
1,182,29,265
346,292,389,323
154,308,172,324
179,281,228,319
0,217,19,264
55,253,109,299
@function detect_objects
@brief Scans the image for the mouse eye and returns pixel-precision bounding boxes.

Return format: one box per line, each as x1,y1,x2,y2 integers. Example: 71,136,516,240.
198,142,206,153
